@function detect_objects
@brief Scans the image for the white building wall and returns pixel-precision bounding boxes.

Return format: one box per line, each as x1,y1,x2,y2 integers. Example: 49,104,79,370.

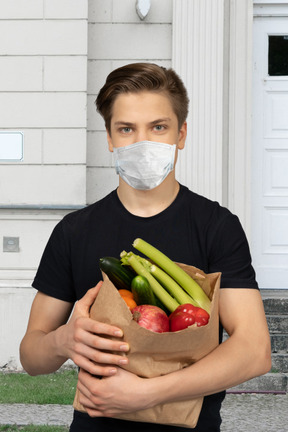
0,0,256,368
86,0,173,203
0,0,88,368
0,0,174,369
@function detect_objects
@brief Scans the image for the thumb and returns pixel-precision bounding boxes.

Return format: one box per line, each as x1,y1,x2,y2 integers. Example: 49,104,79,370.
78,281,103,312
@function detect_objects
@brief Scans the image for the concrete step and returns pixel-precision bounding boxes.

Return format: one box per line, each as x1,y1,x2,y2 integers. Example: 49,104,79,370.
261,289,288,301
229,372,287,393
266,315,288,334
261,290,288,375
263,297,288,315
272,353,288,373
271,334,288,353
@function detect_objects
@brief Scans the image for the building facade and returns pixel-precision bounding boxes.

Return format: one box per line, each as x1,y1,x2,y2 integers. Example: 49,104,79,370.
0,0,287,368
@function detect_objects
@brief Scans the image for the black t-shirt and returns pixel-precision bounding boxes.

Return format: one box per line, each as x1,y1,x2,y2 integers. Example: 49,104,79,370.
32,185,258,431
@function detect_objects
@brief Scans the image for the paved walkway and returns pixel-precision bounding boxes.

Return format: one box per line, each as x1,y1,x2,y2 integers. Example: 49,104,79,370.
0,403,73,426
0,392,287,430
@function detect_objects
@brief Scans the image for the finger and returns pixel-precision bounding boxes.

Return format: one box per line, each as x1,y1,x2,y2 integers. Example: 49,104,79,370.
75,351,126,376
86,407,105,418
78,282,103,310
75,316,127,338
72,353,115,376
79,328,129,353
77,386,103,415
89,319,126,339
77,369,106,403
77,371,96,400
75,318,129,346
74,343,128,373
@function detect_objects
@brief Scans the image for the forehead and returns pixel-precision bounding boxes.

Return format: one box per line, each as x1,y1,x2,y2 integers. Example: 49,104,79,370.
110,91,176,122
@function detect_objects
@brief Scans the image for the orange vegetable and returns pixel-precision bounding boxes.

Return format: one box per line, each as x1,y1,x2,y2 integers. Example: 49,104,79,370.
122,296,137,311
118,289,137,310
118,289,134,299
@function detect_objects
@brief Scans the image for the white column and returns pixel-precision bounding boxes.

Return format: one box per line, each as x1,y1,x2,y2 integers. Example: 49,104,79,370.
227,0,253,234
172,0,225,204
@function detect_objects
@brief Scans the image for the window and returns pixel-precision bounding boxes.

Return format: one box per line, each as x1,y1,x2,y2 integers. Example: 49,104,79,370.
269,35,288,76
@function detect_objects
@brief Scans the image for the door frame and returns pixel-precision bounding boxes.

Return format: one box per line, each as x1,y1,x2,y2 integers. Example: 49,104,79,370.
251,5,288,288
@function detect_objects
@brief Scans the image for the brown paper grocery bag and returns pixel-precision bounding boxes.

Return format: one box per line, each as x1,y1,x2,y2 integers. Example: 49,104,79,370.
73,264,221,428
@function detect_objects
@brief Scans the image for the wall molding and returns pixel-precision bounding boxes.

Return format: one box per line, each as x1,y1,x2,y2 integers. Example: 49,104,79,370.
254,2,288,16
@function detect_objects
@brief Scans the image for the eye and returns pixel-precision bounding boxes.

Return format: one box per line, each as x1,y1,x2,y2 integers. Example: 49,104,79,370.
153,125,166,132
120,127,132,134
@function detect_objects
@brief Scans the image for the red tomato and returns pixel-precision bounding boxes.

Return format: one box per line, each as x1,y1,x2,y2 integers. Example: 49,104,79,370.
169,303,210,331
195,307,210,326
169,311,195,332
170,303,198,316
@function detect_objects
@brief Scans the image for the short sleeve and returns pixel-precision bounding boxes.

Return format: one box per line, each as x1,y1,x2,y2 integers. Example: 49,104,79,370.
32,220,76,302
207,212,258,289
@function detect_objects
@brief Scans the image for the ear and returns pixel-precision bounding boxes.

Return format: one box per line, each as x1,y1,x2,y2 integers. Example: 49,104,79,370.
177,122,187,150
107,130,114,152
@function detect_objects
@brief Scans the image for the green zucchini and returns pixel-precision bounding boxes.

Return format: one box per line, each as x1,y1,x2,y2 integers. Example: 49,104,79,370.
99,257,135,290
131,275,158,306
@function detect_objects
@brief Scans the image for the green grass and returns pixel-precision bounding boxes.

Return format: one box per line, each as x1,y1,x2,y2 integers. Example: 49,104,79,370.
0,427,68,432
0,369,78,405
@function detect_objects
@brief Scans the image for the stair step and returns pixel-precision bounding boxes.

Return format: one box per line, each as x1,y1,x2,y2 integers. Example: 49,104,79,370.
272,353,288,373
271,334,288,353
228,372,288,393
263,298,288,315
266,315,288,333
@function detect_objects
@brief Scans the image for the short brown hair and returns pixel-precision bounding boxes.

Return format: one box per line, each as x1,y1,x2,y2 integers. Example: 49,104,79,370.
96,63,189,133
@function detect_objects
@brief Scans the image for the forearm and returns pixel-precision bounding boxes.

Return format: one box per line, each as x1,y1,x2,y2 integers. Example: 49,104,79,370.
20,325,69,376
145,333,271,407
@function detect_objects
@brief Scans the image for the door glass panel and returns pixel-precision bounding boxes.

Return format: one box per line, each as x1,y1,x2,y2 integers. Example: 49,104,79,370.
268,35,288,76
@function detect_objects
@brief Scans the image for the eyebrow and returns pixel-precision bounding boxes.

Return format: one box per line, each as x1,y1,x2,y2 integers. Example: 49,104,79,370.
149,118,172,126
114,118,172,127
114,121,135,127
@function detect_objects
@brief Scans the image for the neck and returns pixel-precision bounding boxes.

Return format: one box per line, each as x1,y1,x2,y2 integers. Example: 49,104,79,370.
117,175,180,217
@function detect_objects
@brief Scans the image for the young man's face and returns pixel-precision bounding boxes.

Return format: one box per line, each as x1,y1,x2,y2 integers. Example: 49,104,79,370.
107,91,187,151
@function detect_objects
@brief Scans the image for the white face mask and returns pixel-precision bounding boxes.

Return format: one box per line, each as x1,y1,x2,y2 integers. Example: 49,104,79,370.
113,141,176,190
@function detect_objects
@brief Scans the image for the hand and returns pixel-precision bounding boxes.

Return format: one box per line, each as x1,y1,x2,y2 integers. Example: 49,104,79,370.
76,367,150,417
61,282,130,376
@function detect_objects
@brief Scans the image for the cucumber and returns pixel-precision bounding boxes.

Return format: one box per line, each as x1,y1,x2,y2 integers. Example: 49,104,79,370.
131,275,158,306
99,257,135,290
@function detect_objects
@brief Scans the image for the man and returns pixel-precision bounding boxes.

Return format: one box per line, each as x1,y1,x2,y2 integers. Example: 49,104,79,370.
20,63,271,431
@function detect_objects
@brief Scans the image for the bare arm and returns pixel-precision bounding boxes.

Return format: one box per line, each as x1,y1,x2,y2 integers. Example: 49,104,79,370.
76,288,272,417
20,291,74,374
20,282,129,376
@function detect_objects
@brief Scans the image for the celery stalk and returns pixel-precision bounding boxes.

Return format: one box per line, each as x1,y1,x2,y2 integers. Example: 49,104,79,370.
150,264,198,307
127,254,179,313
133,238,211,313
121,250,151,271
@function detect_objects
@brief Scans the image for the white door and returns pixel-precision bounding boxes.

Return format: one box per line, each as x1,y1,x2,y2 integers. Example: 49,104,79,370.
252,13,288,289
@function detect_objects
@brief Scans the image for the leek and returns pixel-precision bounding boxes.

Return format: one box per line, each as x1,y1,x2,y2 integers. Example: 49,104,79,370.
127,253,179,313
150,264,198,307
133,238,211,313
